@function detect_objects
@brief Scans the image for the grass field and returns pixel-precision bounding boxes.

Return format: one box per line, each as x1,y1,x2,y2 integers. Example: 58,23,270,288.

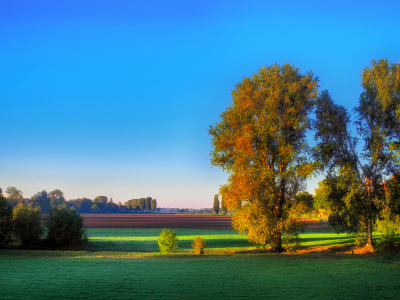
85,228,389,253
1,216,399,299
1,253,400,300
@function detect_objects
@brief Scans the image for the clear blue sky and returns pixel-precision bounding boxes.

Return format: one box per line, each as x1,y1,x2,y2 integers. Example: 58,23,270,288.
1,0,399,208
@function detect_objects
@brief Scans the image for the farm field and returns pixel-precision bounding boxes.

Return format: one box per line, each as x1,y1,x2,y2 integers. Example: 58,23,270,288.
1,253,400,300
1,214,399,299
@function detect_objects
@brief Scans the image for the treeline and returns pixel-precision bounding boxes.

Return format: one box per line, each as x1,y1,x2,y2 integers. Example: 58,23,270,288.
0,189,86,249
3,186,157,214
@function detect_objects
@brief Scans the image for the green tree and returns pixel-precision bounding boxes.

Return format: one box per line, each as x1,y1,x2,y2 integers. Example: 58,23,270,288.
31,190,51,213
293,192,314,215
0,193,13,247
90,204,100,212
12,202,43,247
6,186,23,201
213,194,220,214
46,205,87,247
139,198,145,211
151,199,157,212
48,189,66,207
209,63,318,252
93,196,108,205
220,196,227,215
145,197,152,212
157,229,178,253
313,79,400,251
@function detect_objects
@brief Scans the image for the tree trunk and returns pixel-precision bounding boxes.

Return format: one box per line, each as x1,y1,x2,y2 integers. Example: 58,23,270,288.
274,232,283,253
366,216,374,252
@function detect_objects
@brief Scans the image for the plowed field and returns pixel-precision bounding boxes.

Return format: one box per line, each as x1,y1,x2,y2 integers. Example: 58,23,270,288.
82,214,330,231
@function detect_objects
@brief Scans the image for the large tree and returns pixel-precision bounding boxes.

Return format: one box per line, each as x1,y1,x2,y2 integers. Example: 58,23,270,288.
209,63,318,252
313,78,400,251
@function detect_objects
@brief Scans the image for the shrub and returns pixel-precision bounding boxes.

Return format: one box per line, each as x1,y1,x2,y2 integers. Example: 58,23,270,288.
157,229,178,253
0,194,13,247
191,236,207,254
12,202,43,247
375,210,400,251
46,205,88,248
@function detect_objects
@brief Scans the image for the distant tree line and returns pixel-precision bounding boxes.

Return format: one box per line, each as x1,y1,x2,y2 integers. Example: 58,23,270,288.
0,188,86,249
2,186,157,214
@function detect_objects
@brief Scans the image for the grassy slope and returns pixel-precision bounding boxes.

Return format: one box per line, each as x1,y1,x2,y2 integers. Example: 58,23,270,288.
1,254,400,300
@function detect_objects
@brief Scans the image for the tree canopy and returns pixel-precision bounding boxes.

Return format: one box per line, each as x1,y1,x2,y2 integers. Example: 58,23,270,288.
209,63,318,252
313,60,400,250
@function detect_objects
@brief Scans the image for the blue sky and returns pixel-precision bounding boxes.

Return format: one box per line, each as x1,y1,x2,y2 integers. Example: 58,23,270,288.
1,0,399,208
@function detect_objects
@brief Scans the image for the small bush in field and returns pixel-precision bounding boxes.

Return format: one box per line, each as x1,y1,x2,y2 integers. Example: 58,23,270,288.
157,229,178,253
191,236,207,254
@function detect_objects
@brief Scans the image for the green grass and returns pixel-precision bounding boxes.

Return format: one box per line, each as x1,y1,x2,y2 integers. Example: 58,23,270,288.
86,229,250,252
86,228,396,252
1,253,400,300
1,225,400,299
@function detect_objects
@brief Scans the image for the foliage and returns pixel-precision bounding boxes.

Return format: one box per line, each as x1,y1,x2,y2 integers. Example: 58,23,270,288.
139,198,145,211
12,202,43,247
191,236,207,254
313,60,400,251
94,196,108,205
294,192,314,214
220,196,227,215
48,189,66,207
213,194,220,214
145,197,152,211
157,229,178,253
150,199,157,212
31,190,51,213
0,194,13,247
209,63,318,252
46,205,88,247
91,204,100,212
5,186,23,200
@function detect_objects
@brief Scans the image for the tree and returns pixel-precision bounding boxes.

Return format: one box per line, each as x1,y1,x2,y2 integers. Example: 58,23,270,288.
12,202,43,247
209,63,318,252
145,197,152,212
213,194,220,214
313,80,400,251
118,201,122,210
48,189,66,207
93,196,108,205
46,205,87,247
220,196,228,215
151,199,157,212
6,186,23,201
31,190,51,213
139,198,145,211
0,193,13,247
90,204,100,212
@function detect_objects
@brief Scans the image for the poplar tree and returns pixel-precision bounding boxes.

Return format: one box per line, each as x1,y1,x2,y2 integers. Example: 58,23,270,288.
209,63,318,252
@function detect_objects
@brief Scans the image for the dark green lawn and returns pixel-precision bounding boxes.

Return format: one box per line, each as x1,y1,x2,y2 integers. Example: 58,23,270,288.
1,254,399,300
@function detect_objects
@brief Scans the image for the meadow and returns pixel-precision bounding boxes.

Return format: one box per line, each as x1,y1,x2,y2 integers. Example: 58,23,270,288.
1,216,400,299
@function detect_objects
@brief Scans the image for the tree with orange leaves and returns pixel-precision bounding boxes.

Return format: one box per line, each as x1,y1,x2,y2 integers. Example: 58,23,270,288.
209,63,319,253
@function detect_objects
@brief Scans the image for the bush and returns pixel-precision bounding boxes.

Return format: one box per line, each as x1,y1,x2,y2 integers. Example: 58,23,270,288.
157,229,178,253
46,205,88,248
12,202,43,247
191,236,207,254
375,210,400,251
0,194,13,247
